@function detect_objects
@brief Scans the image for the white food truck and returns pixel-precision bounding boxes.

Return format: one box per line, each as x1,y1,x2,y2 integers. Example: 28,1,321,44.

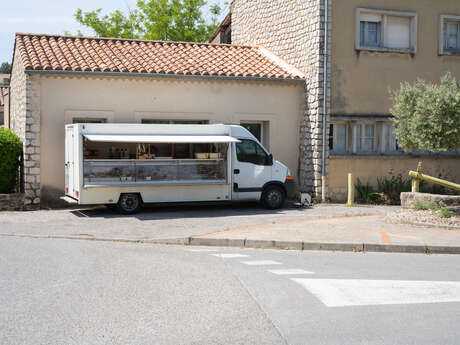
62,123,295,214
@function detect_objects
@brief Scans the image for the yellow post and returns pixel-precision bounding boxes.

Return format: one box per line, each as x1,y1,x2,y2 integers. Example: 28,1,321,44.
347,173,354,205
411,178,420,192
408,161,460,192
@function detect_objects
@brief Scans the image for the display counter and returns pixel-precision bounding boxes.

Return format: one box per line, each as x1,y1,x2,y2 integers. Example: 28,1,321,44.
83,159,227,186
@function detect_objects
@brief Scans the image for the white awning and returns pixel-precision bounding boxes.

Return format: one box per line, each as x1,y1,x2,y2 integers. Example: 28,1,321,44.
83,134,240,143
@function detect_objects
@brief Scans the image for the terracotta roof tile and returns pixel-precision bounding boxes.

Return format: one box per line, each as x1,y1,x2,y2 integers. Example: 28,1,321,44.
15,33,305,80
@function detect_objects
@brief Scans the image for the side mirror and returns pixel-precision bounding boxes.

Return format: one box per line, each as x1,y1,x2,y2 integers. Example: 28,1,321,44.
267,154,273,166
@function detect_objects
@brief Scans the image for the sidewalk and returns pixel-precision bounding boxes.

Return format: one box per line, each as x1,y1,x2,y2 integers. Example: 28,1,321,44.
190,213,460,254
1,204,459,254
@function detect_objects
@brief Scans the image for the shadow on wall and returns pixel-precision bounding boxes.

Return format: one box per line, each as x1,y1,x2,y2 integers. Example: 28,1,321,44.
41,185,70,208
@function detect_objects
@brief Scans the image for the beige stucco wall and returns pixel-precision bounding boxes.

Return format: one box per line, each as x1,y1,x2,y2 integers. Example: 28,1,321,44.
37,74,304,206
329,157,460,201
331,0,460,115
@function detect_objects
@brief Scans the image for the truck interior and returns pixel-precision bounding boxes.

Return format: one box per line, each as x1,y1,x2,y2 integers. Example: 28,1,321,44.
82,139,229,186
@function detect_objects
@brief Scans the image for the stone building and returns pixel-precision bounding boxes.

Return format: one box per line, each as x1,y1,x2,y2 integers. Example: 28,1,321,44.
0,74,9,126
220,0,460,200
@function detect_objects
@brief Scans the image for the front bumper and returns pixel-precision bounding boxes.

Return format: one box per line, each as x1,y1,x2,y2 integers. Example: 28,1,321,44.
284,178,296,199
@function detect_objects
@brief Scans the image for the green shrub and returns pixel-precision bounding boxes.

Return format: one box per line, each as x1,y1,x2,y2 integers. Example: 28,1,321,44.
376,174,411,205
0,128,22,193
355,178,381,204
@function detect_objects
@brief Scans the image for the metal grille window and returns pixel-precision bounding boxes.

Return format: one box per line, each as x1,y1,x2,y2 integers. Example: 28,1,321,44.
72,118,107,123
353,123,376,153
360,21,382,47
141,119,208,124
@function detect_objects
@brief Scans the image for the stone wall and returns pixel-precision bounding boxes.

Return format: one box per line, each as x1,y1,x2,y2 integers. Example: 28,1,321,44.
401,192,460,209
0,193,25,211
9,46,41,209
232,0,332,197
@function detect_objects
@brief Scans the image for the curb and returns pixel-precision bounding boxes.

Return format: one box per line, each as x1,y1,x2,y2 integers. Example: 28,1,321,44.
2,233,460,255
186,237,460,255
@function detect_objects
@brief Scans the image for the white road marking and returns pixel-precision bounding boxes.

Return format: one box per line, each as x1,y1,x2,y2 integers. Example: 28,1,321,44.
268,269,314,275
241,260,282,266
211,254,249,258
186,249,218,252
292,278,460,307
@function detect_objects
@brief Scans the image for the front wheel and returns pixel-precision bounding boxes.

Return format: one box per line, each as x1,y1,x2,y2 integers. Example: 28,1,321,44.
261,185,285,210
117,193,142,214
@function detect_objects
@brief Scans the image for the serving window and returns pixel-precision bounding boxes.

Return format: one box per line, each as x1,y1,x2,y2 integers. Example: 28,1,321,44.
82,139,228,186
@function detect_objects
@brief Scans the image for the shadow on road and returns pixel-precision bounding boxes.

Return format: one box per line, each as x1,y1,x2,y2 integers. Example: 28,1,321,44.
69,202,308,221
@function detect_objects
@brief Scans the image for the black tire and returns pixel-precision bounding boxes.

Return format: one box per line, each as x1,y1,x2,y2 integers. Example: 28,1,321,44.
117,193,142,214
261,185,286,210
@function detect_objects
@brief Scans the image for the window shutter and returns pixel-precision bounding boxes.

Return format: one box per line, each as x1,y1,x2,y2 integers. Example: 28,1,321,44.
385,15,411,49
335,123,347,153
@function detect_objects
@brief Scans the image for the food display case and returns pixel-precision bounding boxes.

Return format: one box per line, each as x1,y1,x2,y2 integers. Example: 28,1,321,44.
83,158,227,186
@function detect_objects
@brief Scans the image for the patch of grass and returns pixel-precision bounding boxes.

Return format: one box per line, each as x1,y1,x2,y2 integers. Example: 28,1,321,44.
413,201,439,211
437,208,453,219
413,201,428,210
413,201,453,219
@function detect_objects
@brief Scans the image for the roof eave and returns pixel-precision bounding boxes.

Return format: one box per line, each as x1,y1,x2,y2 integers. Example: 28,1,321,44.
25,69,305,83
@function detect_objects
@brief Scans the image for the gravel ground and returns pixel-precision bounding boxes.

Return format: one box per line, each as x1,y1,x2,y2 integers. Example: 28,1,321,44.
385,209,460,229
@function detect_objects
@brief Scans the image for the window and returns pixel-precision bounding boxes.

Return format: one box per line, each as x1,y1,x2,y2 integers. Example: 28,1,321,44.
356,8,417,52
360,19,382,48
381,123,400,153
440,15,460,54
236,139,270,165
329,123,348,153
240,122,263,143
141,119,208,124
353,123,376,153
72,118,107,123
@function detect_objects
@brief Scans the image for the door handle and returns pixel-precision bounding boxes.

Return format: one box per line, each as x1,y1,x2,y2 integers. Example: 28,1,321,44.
234,169,240,174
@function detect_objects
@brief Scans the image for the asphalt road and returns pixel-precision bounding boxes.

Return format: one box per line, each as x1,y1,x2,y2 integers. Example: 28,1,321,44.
2,237,460,345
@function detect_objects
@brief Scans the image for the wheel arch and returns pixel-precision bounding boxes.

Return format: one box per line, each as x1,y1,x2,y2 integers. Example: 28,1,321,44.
117,192,144,205
261,181,287,198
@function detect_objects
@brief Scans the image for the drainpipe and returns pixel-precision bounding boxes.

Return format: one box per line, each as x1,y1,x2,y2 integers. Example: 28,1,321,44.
321,0,329,202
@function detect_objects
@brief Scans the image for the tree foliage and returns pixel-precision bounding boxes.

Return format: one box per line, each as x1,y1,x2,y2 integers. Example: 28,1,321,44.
0,128,22,193
390,73,460,152
74,0,223,42
0,62,12,74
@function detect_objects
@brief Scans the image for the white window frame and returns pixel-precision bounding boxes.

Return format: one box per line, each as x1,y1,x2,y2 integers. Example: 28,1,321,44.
439,15,460,55
356,8,418,53
330,122,348,154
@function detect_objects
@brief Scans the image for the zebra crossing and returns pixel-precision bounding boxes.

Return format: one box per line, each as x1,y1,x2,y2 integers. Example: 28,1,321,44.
186,246,460,308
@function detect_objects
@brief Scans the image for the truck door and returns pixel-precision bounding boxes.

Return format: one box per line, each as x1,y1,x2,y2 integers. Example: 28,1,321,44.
65,126,74,197
232,139,272,200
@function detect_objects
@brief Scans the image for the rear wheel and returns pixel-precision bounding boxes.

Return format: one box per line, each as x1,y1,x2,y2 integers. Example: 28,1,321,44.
117,193,142,214
261,185,285,210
